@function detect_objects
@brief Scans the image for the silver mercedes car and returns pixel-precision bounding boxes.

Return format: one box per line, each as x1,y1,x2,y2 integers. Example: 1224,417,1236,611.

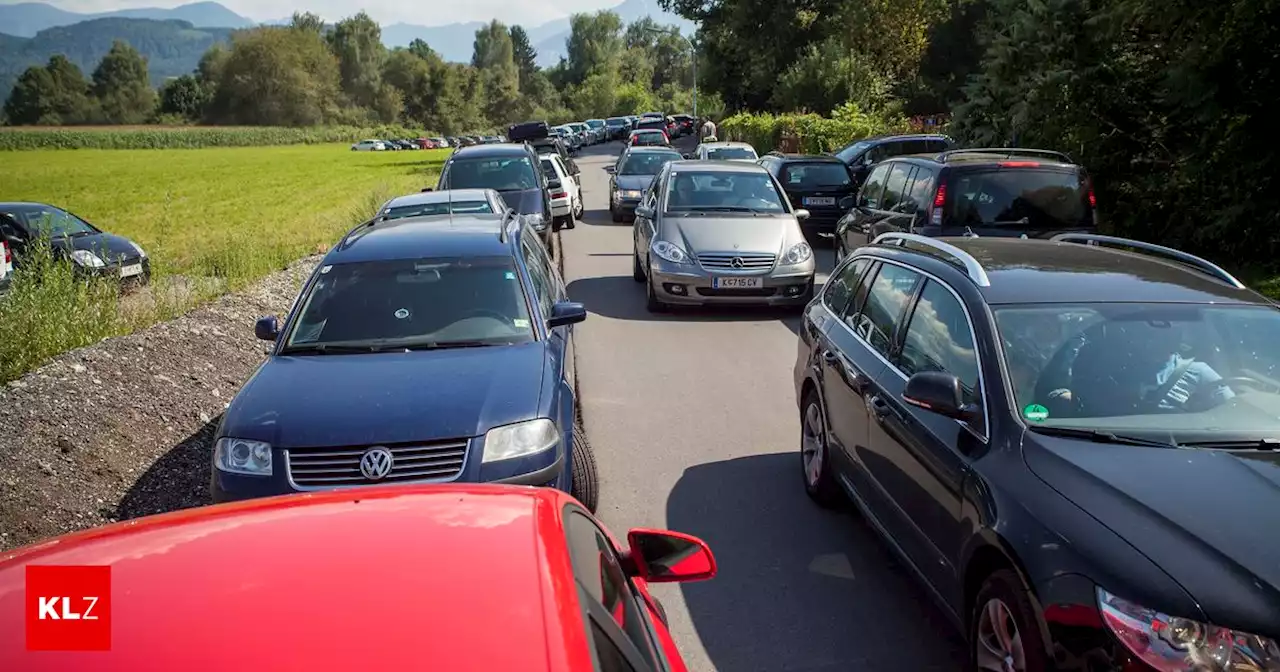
631,160,816,311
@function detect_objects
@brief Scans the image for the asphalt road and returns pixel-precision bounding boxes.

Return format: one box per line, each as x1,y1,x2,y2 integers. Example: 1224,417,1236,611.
563,139,968,671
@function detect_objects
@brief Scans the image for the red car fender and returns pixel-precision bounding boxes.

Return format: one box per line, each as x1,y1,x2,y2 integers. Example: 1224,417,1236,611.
632,577,689,672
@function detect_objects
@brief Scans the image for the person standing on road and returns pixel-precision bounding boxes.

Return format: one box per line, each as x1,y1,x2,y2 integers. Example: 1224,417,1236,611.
701,117,717,141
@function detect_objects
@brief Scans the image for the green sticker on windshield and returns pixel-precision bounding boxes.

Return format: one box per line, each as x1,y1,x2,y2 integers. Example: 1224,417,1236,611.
1023,404,1049,422
504,271,516,280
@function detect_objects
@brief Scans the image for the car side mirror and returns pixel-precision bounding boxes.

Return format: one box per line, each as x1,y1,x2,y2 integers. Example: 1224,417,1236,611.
838,196,855,210
624,528,717,583
603,165,616,174
795,208,811,221
902,371,977,422
683,153,694,159
254,315,280,342
634,205,655,219
421,187,434,193
547,300,587,328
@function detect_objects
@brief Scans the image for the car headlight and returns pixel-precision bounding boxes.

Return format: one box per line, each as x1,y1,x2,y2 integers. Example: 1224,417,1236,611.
525,213,546,230
783,242,813,265
214,438,273,476
621,189,643,199
482,418,559,463
70,249,105,268
651,239,693,264
1097,588,1280,671
130,241,147,259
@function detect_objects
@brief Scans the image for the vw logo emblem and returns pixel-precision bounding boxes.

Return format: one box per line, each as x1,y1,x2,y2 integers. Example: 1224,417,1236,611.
359,447,394,480
730,257,745,268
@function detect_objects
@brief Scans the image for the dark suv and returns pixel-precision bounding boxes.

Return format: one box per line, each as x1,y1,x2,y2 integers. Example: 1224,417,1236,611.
758,153,857,238
833,148,1098,261
437,143,554,244
833,134,956,187
795,231,1280,672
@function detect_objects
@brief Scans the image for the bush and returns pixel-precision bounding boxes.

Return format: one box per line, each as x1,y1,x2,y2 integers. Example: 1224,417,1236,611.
719,103,912,154
0,124,429,150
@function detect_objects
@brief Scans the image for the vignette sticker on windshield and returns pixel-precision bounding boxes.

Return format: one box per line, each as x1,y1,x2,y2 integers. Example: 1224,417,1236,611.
504,271,516,280
513,319,530,328
1023,404,1049,422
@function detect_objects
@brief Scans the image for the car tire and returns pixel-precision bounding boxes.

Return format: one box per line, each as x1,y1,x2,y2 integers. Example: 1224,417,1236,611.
612,207,623,223
645,274,667,313
570,422,599,513
632,250,646,282
800,391,843,507
970,570,1050,672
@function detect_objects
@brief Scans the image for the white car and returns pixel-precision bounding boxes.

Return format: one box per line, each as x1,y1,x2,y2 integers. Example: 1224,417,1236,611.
539,153,583,230
0,238,11,293
693,141,759,162
374,188,510,222
429,137,450,148
351,139,386,151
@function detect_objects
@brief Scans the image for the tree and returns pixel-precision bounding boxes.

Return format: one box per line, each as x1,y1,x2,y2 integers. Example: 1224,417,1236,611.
564,11,624,86
471,21,521,127
290,11,325,33
328,12,390,114
509,25,539,92
157,74,207,121
91,40,156,124
209,26,341,126
408,38,435,61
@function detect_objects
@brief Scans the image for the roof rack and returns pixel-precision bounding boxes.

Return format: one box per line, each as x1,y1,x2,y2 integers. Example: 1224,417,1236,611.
872,232,992,287
935,148,1073,164
1049,233,1246,289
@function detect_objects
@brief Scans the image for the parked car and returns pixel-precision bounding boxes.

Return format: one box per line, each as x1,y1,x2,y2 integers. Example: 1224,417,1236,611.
539,153,583,230
632,160,815,311
585,118,606,143
0,238,10,294
691,141,759,162
551,125,581,152
635,117,668,134
375,188,510,222
832,133,956,188
351,139,386,151
437,143,555,244
794,231,1280,672
216,210,597,508
605,116,630,140
0,202,150,284
568,122,592,145
605,146,682,222
833,148,1098,261
758,152,858,238
0,484,717,670
672,114,695,136
628,129,670,147
430,136,450,148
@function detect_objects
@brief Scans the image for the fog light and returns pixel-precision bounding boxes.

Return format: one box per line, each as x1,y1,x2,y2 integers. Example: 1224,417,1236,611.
664,283,687,295
785,285,805,296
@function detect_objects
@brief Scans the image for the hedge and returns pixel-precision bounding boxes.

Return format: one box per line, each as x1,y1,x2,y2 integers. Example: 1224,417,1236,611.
719,103,913,154
0,124,435,150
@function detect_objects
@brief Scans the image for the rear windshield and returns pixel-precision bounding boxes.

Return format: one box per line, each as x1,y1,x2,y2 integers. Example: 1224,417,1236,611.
381,200,493,220
707,147,758,161
782,162,852,189
606,118,627,126
637,120,667,130
443,156,539,191
946,169,1090,228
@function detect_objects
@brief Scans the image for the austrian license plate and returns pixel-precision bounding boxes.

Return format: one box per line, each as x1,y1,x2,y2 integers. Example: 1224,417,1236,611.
119,263,143,278
712,276,763,289
804,197,836,206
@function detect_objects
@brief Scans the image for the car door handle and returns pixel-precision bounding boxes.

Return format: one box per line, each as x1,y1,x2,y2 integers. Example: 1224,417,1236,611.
869,395,891,418
823,350,868,392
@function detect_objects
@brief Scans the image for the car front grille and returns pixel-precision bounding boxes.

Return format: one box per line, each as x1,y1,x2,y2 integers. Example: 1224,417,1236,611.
287,440,468,488
697,253,776,270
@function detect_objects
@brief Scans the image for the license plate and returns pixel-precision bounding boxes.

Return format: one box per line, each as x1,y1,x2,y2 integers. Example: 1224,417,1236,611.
712,276,763,289
804,197,835,206
120,263,143,278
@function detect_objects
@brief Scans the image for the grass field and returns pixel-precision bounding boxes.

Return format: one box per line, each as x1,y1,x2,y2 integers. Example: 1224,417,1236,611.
0,125,431,150
0,144,448,382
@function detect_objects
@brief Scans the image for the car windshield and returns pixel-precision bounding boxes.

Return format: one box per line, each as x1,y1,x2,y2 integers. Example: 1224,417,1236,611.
782,162,852,188
947,169,1090,228
620,152,679,175
665,172,786,213
380,200,494,220
707,147,758,161
606,118,626,127
2,205,95,238
443,157,538,191
996,303,1280,441
586,120,604,128
834,140,873,164
283,256,534,352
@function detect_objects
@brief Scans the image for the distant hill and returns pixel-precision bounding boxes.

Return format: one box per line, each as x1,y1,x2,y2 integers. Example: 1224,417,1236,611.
0,1,254,36
0,18,234,103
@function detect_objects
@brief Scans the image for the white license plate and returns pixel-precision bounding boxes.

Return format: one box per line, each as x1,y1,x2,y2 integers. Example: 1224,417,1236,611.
712,276,763,289
804,197,836,206
119,263,143,278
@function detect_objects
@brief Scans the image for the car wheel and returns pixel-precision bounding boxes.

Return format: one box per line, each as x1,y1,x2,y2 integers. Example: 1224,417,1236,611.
645,272,667,313
611,206,623,223
800,391,843,507
834,240,845,263
570,422,599,513
971,570,1050,672
632,249,646,282
573,196,584,219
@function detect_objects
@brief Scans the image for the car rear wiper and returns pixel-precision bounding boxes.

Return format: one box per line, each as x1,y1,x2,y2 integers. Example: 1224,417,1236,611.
989,217,1031,226
1026,425,1179,449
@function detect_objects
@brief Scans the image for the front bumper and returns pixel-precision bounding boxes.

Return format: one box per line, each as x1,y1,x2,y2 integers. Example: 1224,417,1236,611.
612,195,641,215
83,257,152,285
648,258,816,306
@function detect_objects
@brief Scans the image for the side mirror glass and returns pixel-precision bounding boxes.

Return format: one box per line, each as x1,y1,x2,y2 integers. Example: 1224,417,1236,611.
625,528,717,584
838,196,855,210
903,371,975,422
547,300,587,328
634,205,655,220
603,165,616,174
795,208,811,221
254,315,280,342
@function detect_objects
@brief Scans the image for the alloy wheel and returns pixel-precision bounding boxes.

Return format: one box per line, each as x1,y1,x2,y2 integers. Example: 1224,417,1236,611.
976,598,1026,672
801,401,825,487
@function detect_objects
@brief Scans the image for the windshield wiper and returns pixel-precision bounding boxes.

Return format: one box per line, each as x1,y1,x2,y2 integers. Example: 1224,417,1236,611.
1026,425,1179,449
280,343,384,355
1176,438,1280,450
401,339,502,351
989,217,1031,226
697,206,754,212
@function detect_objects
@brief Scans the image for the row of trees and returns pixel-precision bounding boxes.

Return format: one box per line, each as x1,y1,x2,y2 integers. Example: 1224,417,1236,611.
3,10,712,133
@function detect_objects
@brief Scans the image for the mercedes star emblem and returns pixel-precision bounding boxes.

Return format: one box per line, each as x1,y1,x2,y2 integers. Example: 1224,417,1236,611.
730,257,745,268
359,447,394,480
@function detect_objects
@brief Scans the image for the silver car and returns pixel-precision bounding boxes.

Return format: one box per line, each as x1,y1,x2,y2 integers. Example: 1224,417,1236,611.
374,188,510,222
631,161,816,311
691,141,759,162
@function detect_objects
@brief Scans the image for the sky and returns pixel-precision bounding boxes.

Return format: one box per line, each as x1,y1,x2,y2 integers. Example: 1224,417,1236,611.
7,0,644,26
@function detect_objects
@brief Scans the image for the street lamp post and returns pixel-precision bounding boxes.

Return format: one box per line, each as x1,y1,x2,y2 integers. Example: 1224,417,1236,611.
644,28,697,119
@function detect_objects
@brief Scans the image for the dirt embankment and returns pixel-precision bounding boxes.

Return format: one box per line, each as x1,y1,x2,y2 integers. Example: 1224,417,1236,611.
0,257,320,552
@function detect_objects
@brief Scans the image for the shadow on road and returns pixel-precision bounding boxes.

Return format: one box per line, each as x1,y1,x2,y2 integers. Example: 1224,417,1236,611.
116,414,219,521
666,453,967,671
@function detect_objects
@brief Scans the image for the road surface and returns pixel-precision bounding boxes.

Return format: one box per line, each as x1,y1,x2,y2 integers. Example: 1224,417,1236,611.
562,140,969,671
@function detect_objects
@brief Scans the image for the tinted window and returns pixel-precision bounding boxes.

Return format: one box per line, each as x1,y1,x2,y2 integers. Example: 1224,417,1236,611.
782,162,853,189
565,512,656,669
946,169,1090,228
522,240,555,315
834,140,873,164
880,163,915,212
824,258,870,316
540,158,560,180
851,263,920,357
858,164,892,209
283,257,534,350
0,205,94,237
666,171,785,212
444,156,538,191
637,120,666,131
592,621,639,672
926,139,952,153
900,281,979,404
902,167,938,214
619,152,680,175
707,147,758,161
380,200,494,220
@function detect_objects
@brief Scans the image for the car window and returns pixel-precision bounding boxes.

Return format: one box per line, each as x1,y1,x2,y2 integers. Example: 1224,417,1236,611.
619,152,680,175
444,156,539,191
665,170,785,213
926,139,952,153
706,147,758,161
850,263,921,358
282,256,535,350
880,163,915,213
379,200,494,220
565,512,657,670
834,140,872,165
540,158,560,181
591,621,640,672
946,169,1090,229
823,258,870,316
858,164,892,209
902,167,938,214
782,162,852,189
1,205,95,238
899,280,980,405
521,240,555,316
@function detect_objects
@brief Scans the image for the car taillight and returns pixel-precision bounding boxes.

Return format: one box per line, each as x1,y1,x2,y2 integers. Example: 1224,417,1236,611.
1000,161,1040,167
930,182,947,226
1088,188,1097,208
552,190,567,199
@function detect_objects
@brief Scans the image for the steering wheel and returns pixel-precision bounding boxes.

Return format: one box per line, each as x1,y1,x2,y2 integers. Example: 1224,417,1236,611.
1220,376,1269,391
458,309,513,324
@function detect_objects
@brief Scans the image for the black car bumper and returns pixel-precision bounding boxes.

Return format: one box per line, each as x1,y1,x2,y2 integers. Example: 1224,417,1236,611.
85,256,151,284
613,197,641,216
801,215,841,236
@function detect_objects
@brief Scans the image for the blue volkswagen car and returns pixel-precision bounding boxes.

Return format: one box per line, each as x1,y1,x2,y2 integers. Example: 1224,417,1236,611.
210,207,599,510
